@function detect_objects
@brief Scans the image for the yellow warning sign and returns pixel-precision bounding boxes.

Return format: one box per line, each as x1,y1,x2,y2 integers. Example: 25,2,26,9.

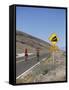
48,33,59,45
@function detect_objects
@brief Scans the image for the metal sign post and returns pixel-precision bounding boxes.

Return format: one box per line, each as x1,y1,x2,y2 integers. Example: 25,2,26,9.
53,50,54,66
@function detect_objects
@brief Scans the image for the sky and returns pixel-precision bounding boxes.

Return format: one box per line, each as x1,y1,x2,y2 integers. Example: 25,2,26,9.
16,6,66,50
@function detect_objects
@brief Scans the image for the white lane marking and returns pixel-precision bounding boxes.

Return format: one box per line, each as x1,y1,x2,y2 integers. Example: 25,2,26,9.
16,53,33,58
16,56,36,63
16,62,40,79
42,58,47,61
16,57,47,79
16,60,25,63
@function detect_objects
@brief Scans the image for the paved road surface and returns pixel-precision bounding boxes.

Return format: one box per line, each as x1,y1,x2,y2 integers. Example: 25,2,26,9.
16,52,50,78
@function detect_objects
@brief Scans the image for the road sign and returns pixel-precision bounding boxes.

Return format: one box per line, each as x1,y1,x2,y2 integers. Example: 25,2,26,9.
48,33,59,75
48,33,59,45
49,45,59,52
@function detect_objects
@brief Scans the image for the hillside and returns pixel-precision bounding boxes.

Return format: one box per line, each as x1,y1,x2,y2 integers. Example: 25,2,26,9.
16,30,51,54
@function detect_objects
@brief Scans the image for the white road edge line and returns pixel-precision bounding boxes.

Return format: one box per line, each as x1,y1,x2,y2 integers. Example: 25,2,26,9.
16,57,47,79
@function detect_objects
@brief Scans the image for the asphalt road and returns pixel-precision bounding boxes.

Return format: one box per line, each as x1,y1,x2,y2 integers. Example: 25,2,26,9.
16,52,50,78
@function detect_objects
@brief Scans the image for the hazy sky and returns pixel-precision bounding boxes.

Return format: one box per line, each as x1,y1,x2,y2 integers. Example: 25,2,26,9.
16,6,66,50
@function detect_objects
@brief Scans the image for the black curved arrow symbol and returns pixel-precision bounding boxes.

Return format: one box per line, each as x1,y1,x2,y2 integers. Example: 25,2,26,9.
51,36,57,42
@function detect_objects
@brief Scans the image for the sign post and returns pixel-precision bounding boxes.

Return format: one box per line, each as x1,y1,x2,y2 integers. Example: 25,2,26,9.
25,48,28,61
48,33,59,70
36,48,40,61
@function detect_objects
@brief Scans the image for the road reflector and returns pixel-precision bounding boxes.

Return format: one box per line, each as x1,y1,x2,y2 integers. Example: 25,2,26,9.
48,33,59,45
